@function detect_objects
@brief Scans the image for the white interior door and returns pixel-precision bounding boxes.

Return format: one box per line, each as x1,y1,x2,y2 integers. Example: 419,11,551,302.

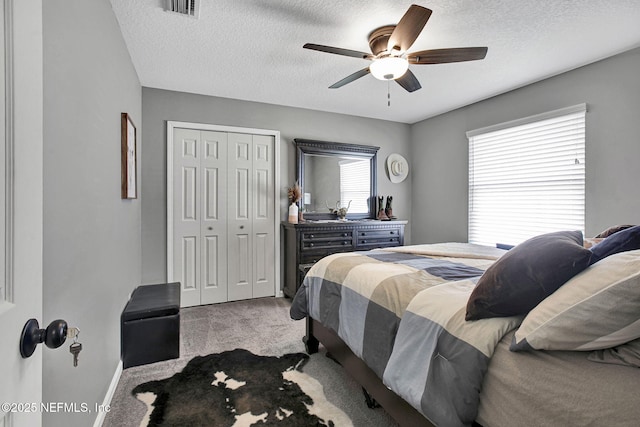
173,129,231,306
227,133,253,301
251,135,275,298
0,0,44,425
173,128,202,307
200,131,228,304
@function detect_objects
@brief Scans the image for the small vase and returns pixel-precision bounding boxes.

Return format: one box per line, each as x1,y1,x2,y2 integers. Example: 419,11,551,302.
288,203,299,224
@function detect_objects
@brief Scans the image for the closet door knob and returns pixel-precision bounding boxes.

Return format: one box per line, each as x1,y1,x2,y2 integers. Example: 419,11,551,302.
240,225,244,229
208,227,213,230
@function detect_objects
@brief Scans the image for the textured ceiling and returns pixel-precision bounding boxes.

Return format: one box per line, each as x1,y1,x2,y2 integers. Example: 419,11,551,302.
109,0,640,124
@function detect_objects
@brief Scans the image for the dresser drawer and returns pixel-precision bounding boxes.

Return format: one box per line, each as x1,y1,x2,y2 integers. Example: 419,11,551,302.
302,230,353,240
356,228,401,239
302,240,354,251
301,230,354,251
357,237,401,249
356,227,402,249
300,248,353,265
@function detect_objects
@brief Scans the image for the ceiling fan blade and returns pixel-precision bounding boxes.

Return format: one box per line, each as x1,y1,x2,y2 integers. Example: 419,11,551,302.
304,43,373,60
329,68,371,89
395,69,421,92
387,5,432,53
408,47,488,64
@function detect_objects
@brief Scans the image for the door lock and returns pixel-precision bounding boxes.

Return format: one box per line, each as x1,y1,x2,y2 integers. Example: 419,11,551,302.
19,318,75,358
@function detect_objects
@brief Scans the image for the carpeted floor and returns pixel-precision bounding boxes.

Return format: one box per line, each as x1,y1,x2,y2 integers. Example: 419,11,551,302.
103,297,397,426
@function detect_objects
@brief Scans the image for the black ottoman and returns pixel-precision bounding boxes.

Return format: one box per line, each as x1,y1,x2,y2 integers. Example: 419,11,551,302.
121,282,180,369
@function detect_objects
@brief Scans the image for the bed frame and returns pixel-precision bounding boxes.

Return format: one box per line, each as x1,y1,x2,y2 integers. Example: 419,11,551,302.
304,317,434,427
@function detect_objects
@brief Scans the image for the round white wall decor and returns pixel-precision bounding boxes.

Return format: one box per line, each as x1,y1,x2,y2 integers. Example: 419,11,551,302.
386,154,409,183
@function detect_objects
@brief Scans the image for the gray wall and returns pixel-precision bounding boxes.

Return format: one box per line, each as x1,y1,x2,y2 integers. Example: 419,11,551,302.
141,88,412,284
43,1,142,426
410,47,640,244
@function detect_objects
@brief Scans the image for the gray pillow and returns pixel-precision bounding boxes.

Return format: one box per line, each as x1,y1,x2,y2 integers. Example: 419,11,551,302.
466,230,592,320
593,224,635,238
511,250,640,351
590,225,640,263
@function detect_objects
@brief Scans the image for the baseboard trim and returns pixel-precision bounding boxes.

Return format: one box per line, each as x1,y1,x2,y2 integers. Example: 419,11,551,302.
93,360,123,427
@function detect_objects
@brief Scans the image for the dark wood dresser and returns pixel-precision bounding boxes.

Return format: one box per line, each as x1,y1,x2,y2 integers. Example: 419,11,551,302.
282,220,407,298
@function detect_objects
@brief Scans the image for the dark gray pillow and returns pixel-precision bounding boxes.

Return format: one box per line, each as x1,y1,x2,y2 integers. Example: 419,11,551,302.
594,224,635,239
590,225,640,264
466,230,593,320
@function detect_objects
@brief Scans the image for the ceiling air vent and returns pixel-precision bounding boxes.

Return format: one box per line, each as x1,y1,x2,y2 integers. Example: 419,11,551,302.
165,0,200,19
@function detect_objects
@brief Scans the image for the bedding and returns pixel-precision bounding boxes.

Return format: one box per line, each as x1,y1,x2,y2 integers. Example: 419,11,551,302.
589,224,640,263
594,224,635,238
511,249,640,351
466,230,593,320
290,243,521,426
477,330,640,427
588,337,640,368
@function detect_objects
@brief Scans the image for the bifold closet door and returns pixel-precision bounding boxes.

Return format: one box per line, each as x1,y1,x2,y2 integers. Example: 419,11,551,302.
227,133,275,301
173,128,275,306
251,134,275,299
173,128,229,307
200,131,229,304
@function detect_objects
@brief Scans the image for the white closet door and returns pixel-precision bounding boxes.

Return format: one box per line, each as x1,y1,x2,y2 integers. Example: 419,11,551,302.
173,128,201,307
227,133,254,301
200,131,228,304
252,135,275,298
171,126,276,306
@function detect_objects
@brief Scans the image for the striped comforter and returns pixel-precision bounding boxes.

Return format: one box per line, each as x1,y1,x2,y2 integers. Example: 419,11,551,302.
290,243,522,427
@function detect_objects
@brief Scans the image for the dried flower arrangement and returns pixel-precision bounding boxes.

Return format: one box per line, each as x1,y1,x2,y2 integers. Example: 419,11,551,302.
287,181,301,205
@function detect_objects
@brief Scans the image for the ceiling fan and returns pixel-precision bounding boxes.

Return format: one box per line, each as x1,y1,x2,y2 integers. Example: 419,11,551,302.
303,4,488,92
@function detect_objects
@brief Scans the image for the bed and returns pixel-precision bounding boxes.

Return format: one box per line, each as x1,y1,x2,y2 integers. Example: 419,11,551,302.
290,232,640,427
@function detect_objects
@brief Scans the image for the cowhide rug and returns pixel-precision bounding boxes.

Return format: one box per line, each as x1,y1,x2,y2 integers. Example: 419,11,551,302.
132,349,352,426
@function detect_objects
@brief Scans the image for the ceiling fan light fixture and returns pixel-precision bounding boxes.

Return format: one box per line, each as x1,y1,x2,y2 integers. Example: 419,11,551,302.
370,57,409,81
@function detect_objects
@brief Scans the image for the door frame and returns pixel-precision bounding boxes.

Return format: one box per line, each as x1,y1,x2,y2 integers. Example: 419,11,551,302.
166,121,282,299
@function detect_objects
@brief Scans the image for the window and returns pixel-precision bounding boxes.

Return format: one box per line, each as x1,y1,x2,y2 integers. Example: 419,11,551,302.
467,104,586,246
339,159,370,213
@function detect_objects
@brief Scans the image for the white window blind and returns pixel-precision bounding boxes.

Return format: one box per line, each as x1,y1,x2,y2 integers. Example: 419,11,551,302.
467,104,586,246
339,159,370,213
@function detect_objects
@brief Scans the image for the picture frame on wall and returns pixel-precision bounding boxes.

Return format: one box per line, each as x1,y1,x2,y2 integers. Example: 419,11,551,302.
121,112,137,199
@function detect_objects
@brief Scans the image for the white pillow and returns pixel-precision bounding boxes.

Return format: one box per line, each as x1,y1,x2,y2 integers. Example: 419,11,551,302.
511,249,640,351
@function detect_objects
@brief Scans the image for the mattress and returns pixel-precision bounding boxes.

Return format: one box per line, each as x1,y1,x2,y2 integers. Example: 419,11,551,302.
477,330,640,426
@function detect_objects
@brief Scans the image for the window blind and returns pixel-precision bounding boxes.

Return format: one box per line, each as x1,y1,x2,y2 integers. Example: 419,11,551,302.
467,104,586,246
339,159,370,213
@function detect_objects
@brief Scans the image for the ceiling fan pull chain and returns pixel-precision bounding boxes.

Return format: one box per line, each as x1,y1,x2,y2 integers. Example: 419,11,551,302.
387,80,391,107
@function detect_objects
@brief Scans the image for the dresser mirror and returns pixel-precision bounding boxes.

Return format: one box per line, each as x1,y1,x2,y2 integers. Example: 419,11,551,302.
294,139,379,220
